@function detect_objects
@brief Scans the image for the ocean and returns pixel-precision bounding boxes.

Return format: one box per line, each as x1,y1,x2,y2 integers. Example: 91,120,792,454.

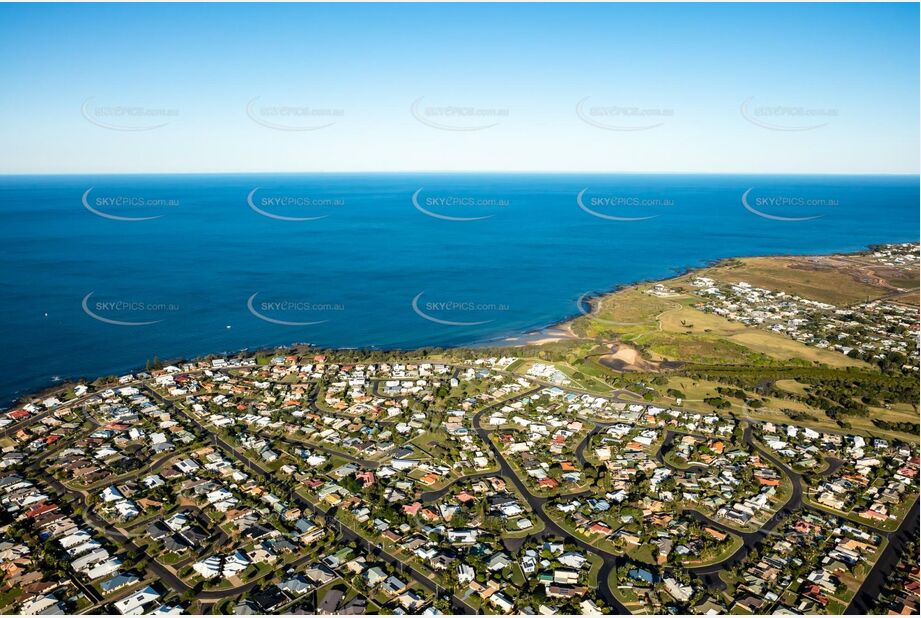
0,173,917,405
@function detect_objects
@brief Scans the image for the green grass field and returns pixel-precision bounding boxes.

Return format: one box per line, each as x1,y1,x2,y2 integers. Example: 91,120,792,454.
570,282,870,369
700,256,894,305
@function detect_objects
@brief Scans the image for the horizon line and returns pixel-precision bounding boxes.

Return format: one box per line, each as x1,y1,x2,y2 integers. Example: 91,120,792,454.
1,170,919,177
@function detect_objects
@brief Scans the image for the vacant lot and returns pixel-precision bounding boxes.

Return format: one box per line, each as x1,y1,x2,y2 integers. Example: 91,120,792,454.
700,255,898,305
572,285,869,369
890,290,920,306
657,304,869,369
655,376,918,438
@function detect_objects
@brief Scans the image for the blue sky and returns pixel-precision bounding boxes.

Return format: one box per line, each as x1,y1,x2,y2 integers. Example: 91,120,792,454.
0,3,917,174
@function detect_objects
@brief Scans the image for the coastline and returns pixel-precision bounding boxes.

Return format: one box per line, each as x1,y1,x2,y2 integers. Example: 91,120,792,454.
4,241,917,411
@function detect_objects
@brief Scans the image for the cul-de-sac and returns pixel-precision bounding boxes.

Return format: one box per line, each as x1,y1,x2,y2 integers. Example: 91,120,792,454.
1,245,918,615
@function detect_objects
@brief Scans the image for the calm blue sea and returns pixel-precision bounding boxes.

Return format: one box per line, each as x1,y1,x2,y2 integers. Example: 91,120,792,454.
0,173,917,406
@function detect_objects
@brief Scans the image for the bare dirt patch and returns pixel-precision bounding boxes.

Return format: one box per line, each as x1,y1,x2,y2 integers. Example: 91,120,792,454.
598,343,681,372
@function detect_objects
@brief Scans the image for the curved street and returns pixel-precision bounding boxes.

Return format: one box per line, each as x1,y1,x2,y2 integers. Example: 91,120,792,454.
18,367,918,615
147,387,479,614
470,393,630,614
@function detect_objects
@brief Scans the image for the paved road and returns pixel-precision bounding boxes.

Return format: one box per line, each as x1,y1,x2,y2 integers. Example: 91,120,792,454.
815,456,845,478
470,390,630,614
147,387,477,614
649,425,809,586
418,470,504,503
573,420,623,467
651,420,920,613
25,385,474,612
1,408,55,438
0,385,109,439
21,364,918,614
260,429,382,470
27,438,265,604
845,496,920,614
